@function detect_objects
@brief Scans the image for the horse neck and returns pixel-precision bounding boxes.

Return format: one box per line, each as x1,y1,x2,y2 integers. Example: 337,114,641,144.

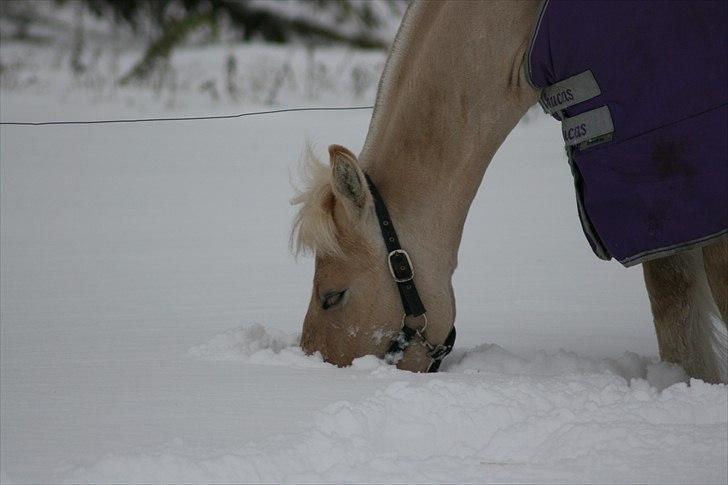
359,0,540,274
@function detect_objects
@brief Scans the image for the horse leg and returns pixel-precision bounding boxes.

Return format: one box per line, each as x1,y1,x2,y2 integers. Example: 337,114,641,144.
642,248,727,383
702,236,728,323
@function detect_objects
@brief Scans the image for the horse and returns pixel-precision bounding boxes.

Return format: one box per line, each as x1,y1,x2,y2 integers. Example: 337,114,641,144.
291,0,728,382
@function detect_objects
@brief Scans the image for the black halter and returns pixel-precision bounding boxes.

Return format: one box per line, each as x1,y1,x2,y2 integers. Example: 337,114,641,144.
364,174,456,373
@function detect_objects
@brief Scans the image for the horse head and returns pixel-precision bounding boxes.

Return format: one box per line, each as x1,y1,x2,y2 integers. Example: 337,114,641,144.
292,144,456,371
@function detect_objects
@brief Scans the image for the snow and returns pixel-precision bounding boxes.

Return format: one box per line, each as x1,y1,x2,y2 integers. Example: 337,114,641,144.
188,324,326,368
1,40,727,484
63,374,728,484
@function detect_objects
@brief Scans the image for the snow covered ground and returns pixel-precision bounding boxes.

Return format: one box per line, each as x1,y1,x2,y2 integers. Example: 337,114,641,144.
1,41,726,484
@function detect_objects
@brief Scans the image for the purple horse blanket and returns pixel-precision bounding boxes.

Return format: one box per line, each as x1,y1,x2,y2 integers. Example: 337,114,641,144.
527,0,727,266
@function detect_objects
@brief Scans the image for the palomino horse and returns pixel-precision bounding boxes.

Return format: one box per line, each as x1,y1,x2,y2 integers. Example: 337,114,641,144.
292,1,728,382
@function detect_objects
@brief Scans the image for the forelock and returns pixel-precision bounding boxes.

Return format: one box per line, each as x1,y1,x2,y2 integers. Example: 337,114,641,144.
290,145,344,257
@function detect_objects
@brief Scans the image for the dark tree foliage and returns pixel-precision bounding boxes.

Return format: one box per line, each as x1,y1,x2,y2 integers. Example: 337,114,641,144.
79,0,402,44
66,0,404,83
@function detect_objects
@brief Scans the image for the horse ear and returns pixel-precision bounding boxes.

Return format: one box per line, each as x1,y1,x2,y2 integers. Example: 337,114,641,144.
328,144,372,222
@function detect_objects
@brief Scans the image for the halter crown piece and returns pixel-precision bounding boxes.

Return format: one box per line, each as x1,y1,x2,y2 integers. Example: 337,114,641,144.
364,174,456,372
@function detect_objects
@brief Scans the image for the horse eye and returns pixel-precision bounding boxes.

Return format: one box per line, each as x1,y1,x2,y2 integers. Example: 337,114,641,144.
321,289,348,310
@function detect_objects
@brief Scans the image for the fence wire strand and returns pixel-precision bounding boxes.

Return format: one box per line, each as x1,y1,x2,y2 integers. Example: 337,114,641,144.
0,105,374,126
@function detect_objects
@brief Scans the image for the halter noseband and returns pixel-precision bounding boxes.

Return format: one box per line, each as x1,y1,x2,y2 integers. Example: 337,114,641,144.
364,174,456,372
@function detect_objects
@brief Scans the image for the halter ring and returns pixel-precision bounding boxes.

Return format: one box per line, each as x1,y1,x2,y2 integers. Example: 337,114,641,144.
401,312,428,335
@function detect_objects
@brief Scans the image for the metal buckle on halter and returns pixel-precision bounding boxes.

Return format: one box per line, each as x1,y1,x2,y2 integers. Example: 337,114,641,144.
388,249,414,283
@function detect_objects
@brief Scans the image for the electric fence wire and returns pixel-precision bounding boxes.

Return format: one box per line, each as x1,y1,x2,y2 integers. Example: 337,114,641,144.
0,105,374,126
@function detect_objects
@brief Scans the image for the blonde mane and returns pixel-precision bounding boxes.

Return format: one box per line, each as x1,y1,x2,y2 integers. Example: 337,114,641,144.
291,4,425,259
290,145,343,257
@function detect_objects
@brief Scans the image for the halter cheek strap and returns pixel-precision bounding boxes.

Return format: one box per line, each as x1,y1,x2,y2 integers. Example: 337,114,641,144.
364,174,456,373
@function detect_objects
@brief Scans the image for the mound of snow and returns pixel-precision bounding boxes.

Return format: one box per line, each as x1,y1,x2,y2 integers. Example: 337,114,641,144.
188,324,330,368
190,324,688,390
116,326,725,484
66,375,727,484
445,343,688,390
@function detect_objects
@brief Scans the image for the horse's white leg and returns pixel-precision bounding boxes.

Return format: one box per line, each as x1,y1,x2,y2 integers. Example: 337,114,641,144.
642,247,727,383
702,236,728,323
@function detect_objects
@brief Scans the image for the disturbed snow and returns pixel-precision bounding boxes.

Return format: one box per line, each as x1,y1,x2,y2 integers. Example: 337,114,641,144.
64,325,724,484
